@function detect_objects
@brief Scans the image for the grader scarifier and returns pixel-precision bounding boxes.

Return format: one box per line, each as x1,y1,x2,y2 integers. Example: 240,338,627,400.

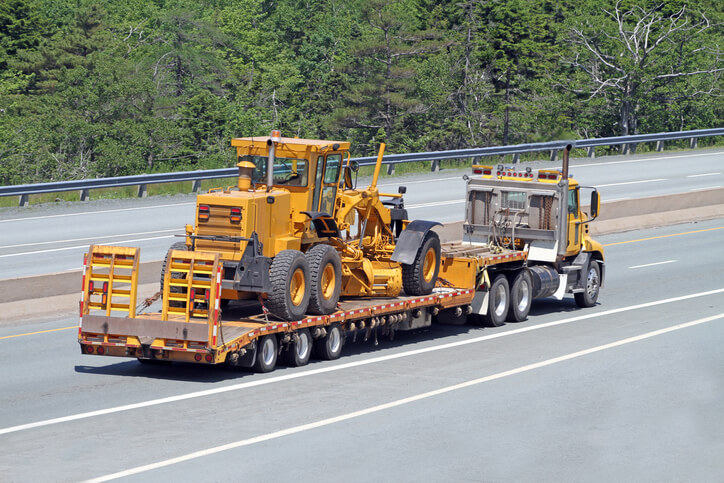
166,131,442,321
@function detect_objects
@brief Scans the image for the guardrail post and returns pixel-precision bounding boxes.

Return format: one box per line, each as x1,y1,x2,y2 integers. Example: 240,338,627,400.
656,140,664,152
431,160,440,172
18,194,29,207
689,137,698,149
622,143,637,155
512,153,520,164
549,150,558,162
191,180,202,193
386,163,395,175
79,189,90,202
137,184,148,198
586,147,595,158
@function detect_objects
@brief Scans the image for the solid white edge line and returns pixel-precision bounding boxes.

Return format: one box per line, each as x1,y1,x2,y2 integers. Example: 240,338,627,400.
86,312,724,482
686,172,721,178
596,178,666,188
629,260,677,269
2,287,723,438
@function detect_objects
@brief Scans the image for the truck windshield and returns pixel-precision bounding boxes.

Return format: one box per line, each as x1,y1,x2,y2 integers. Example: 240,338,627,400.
240,155,309,186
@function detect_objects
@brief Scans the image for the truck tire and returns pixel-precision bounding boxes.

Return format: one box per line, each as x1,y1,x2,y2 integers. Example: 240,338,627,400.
253,335,278,373
507,270,532,322
402,231,441,296
314,323,344,360
283,328,312,367
484,274,509,327
306,244,342,315
436,307,468,325
574,261,601,308
160,242,188,307
267,250,310,321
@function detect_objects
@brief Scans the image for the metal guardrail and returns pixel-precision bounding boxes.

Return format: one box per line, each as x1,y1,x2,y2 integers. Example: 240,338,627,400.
2,128,723,206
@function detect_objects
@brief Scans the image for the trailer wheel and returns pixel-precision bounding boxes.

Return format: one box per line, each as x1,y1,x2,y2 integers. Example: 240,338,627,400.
484,274,509,327
507,270,532,322
575,261,601,308
402,231,441,296
306,244,342,315
314,323,344,360
283,328,312,367
267,250,310,321
253,335,278,373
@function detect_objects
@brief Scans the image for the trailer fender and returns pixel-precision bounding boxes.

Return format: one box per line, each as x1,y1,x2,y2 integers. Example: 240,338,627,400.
390,220,442,265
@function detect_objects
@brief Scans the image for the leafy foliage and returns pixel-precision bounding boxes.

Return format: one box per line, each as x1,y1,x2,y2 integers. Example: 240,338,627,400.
0,0,722,185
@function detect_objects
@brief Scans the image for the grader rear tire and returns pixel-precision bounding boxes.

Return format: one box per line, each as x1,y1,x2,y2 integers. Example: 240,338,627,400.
402,231,441,296
160,242,188,308
267,250,310,321
306,244,342,315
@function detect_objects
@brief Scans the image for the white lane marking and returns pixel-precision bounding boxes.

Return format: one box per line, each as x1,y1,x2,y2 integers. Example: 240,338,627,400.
406,199,464,209
377,176,462,188
686,172,721,178
2,287,723,437
0,236,175,258
0,229,180,249
629,260,677,269
690,186,722,191
596,178,666,187
571,151,724,168
0,202,195,223
87,312,724,482
606,197,631,202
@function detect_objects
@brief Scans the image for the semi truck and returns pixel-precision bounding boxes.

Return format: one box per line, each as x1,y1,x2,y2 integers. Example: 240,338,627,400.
78,142,604,372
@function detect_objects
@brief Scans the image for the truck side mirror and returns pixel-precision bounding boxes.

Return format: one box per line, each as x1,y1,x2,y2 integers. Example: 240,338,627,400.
590,190,600,218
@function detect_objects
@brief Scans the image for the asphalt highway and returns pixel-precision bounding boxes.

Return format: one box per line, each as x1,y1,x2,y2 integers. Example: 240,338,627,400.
0,218,722,481
0,148,722,280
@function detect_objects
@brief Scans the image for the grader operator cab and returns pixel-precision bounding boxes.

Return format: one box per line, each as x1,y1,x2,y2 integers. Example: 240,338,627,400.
165,131,442,321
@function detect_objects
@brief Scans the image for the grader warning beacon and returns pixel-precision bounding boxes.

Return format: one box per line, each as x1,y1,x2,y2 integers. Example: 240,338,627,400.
164,131,442,321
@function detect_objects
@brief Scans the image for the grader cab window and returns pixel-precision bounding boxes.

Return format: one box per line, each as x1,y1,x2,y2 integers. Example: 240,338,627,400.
241,155,309,187
312,154,342,215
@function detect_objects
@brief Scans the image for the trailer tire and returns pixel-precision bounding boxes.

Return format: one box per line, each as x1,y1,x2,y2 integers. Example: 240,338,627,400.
253,335,278,373
575,261,601,308
507,270,532,322
484,274,509,327
267,250,310,321
402,231,441,296
314,323,344,360
306,244,342,315
161,242,188,307
283,328,312,367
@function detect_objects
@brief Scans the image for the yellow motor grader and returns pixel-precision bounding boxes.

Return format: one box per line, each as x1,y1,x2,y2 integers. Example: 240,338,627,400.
164,131,442,320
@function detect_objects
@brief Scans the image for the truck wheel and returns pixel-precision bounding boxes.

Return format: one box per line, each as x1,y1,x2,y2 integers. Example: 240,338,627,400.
267,250,310,321
161,242,188,307
283,328,312,367
484,274,509,327
306,244,342,315
402,231,441,296
436,307,468,325
507,270,532,322
314,323,344,360
574,261,601,308
253,335,278,373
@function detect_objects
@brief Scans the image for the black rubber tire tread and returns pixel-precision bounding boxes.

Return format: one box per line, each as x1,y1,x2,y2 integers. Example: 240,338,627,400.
574,261,601,308
402,231,441,296
267,250,310,321
484,274,509,327
283,328,312,367
160,241,188,307
313,323,344,360
253,335,278,373
507,270,533,322
435,308,468,325
305,244,342,315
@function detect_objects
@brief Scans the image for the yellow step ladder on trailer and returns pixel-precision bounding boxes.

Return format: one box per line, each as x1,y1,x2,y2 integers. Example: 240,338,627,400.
81,245,140,319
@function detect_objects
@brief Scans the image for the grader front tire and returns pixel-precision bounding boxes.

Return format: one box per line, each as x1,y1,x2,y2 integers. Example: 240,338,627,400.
402,231,441,296
267,250,310,321
306,244,342,315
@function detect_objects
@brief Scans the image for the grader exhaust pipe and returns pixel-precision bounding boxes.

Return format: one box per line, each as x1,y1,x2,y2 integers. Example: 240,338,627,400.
266,130,282,192
562,143,572,180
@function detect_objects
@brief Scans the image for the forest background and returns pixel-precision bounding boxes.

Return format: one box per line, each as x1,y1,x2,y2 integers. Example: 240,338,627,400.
1,0,722,186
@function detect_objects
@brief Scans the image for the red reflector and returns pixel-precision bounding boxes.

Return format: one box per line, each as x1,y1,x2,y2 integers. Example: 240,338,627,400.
190,288,196,302
548,174,557,180
198,205,210,221
97,346,105,355
230,207,242,223
472,168,483,174
205,354,213,362
89,281,94,291
194,353,202,362
483,169,492,175
102,281,108,292
86,345,94,354
496,171,501,176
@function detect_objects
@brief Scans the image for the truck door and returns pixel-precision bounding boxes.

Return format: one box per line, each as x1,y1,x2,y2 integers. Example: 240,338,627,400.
311,153,342,215
566,187,583,254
